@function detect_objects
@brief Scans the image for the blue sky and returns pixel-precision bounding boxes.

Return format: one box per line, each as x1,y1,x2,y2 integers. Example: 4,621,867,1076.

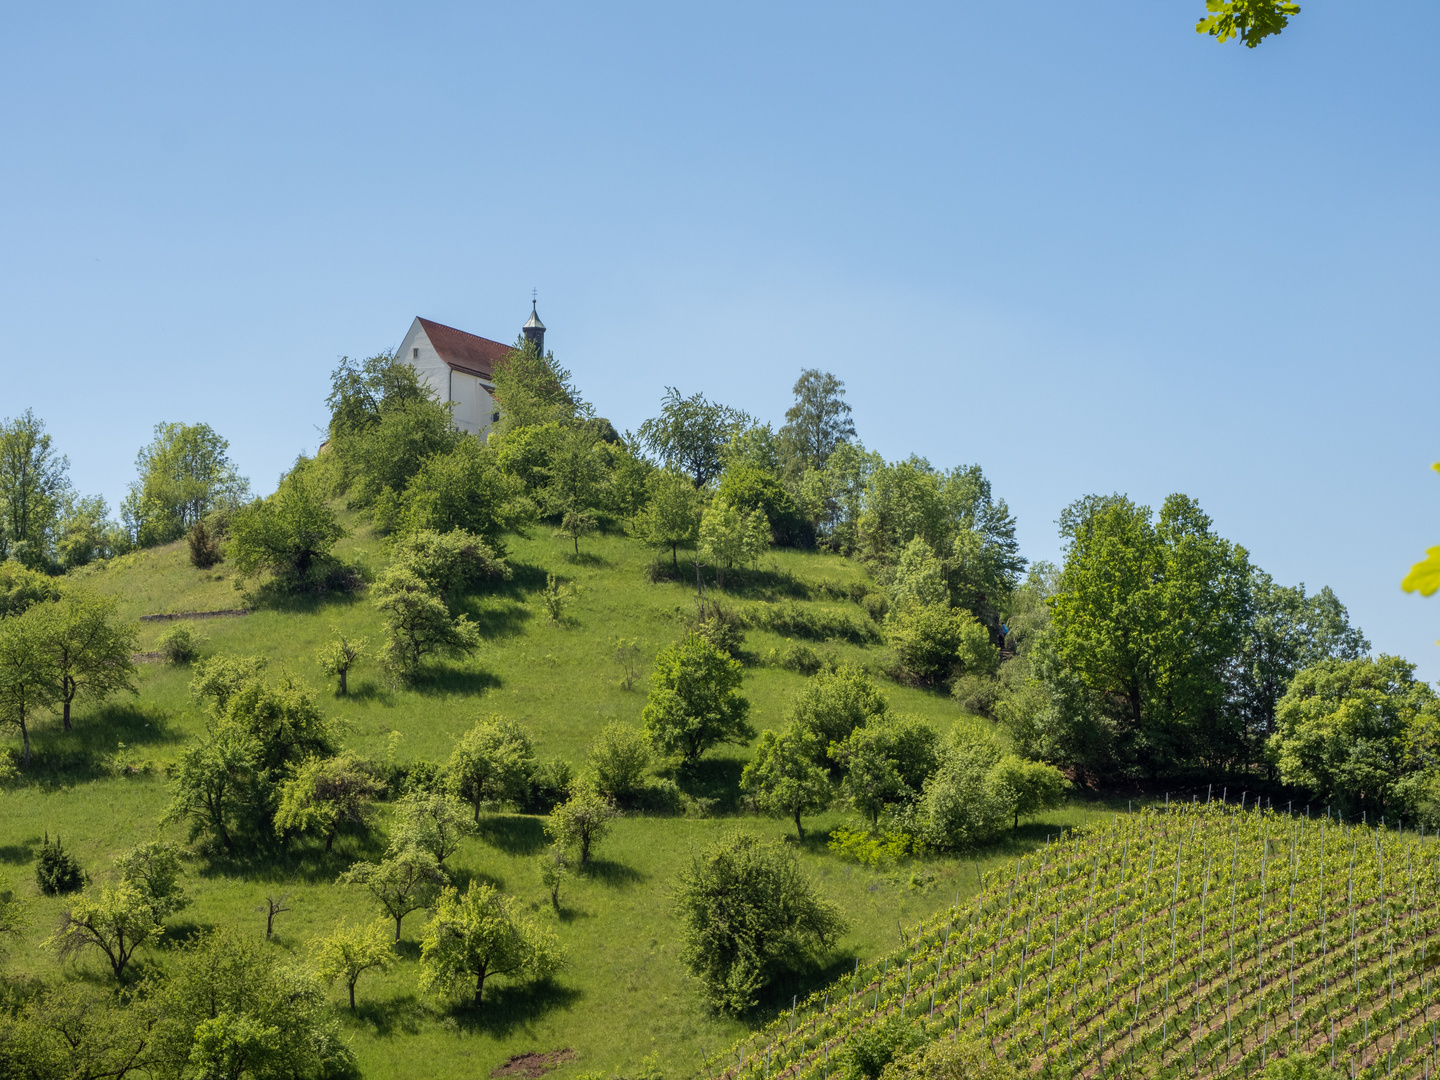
2,2,1437,674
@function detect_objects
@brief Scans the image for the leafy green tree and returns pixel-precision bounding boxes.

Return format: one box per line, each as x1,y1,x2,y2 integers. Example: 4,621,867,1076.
0,408,71,563
418,882,566,1006
275,752,384,850
339,847,448,941
631,468,702,570
445,716,536,820
989,754,1068,830
113,839,190,922
389,790,477,865
798,440,883,554
776,369,856,477
741,727,831,838
1196,0,1299,47
315,628,366,695
46,881,163,981
0,981,156,1080
228,466,345,588
538,844,571,912
1270,655,1438,817
121,421,249,547
642,632,755,765
147,926,353,1080
787,663,889,769
0,561,58,618
544,424,606,520
586,719,652,802
1048,493,1251,783
544,785,619,864
326,350,459,507
391,528,511,607
886,602,997,686
886,536,949,610
0,609,52,764
910,739,1013,850
392,437,530,540
312,919,394,1010
29,587,137,731
166,723,259,851
638,387,751,488
372,563,481,679
56,494,120,568
830,716,940,825
555,508,599,556
698,501,769,587
491,335,581,434
673,831,847,1013
715,465,810,547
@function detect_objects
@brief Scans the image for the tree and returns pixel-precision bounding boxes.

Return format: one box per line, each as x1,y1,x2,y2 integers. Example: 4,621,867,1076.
1048,494,1251,783
741,727,832,839
0,609,53,764
555,509,598,556
0,561,59,618
886,602,998,687
147,926,353,1080
637,387,751,488
698,501,769,587
165,724,262,851
641,632,755,765
910,740,1013,850
538,845,571,912
445,716,536,820
543,424,606,524
545,785,619,864
372,563,481,679
0,886,27,959
989,754,1068,830
315,628,366,695
113,840,190,922
1270,655,1438,817
312,919,394,1010
0,981,157,1080
228,466,345,588
121,421,249,547
715,465,809,547
777,369,856,476
491,335,580,434
787,662,889,766
389,790,477,865
390,437,530,540
418,883,565,1006
1196,0,1300,47
672,831,846,1013
587,720,652,802
0,408,71,562
275,752,383,851
29,588,138,731
339,847,448,941
390,528,511,607
631,468,702,570
46,881,162,981
830,716,940,826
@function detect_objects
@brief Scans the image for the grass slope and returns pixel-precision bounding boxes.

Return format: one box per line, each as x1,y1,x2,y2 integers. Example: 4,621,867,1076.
714,802,1440,1080
2,517,1114,1078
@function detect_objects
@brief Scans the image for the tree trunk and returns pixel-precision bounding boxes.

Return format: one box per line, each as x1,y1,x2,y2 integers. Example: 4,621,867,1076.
581,834,590,864
473,794,481,822
573,534,579,556
795,809,805,840
326,828,335,853
339,667,348,696
671,544,679,571
395,914,404,942
62,697,72,732
349,982,356,1010
20,717,29,766
475,963,488,1005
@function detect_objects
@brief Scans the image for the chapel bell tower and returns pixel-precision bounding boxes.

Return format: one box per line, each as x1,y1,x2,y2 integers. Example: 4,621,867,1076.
522,299,546,354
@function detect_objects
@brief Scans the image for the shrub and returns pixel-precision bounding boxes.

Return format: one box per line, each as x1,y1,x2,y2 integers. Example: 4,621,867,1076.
738,601,879,644
587,721,652,803
156,625,202,665
840,1012,927,1080
764,640,834,675
787,663,889,764
36,834,85,895
878,1034,1021,1080
695,603,745,657
827,825,913,868
861,592,890,623
538,573,574,622
886,602,997,685
526,759,575,814
389,529,510,606
641,632,754,766
187,520,223,568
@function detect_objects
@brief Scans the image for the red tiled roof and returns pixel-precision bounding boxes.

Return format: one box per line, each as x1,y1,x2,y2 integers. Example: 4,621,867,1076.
417,317,513,380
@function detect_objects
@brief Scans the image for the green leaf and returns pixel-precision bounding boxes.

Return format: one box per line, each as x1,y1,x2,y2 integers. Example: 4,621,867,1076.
1403,547,1440,597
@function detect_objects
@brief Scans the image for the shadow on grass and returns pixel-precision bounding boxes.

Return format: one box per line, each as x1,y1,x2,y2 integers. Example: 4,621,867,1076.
161,920,219,948
462,599,532,640
244,579,368,616
555,904,594,924
444,866,506,894
343,679,396,704
561,551,608,568
351,991,428,1038
0,838,40,864
22,702,182,784
448,977,582,1038
409,666,502,697
752,950,863,1023
197,831,389,885
581,858,645,887
475,815,547,856
674,756,746,812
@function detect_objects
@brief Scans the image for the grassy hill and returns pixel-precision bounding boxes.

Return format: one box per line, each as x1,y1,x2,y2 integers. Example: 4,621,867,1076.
716,802,1439,1080
0,516,1117,1079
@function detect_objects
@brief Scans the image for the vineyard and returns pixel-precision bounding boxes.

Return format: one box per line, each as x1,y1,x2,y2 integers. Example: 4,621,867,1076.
707,802,1440,1079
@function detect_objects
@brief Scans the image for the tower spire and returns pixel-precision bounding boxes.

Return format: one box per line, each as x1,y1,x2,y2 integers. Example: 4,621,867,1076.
522,294,546,354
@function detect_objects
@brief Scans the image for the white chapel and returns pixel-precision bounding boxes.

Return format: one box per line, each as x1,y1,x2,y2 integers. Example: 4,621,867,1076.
395,303,546,438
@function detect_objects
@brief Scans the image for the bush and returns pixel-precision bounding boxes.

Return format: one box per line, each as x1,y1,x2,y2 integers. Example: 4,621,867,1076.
633,777,684,814
587,721,652,803
187,520,223,569
763,640,835,675
36,834,85,895
526,758,575,814
738,600,878,644
826,825,914,868
886,603,997,686
840,1013,927,1080
860,592,890,623
156,625,202,665
695,603,745,657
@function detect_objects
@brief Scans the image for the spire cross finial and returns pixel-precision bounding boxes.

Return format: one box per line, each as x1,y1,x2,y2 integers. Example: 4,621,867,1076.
531,288,537,308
